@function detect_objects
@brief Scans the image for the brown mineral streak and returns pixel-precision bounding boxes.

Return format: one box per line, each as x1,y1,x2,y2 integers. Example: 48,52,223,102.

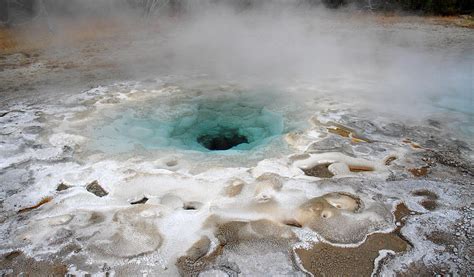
18,196,53,213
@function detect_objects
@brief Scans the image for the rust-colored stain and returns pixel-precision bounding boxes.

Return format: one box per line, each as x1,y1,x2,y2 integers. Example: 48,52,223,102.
384,156,397,166
408,166,430,177
349,165,374,172
420,199,437,210
411,143,422,149
327,126,369,143
351,137,367,143
0,27,17,51
18,196,53,213
373,14,474,29
412,189,438,211
402,139,423,149
1,18,131,55
328,126,351,137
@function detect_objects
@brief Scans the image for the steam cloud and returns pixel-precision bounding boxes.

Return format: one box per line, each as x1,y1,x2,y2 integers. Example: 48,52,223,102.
13,0,474,118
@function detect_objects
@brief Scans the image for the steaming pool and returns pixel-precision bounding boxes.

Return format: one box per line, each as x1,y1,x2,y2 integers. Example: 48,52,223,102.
92,92,285,153
0,14,473,274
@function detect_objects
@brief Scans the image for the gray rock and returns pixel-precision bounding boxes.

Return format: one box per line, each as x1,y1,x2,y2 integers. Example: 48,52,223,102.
86,181,108,197
56,182,71,192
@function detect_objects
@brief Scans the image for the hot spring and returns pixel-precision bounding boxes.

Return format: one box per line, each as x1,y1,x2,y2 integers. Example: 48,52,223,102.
1,2,473,275
84,86,306,160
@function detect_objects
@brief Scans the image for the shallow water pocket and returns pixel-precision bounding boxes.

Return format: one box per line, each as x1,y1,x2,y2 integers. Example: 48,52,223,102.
91,94,285,153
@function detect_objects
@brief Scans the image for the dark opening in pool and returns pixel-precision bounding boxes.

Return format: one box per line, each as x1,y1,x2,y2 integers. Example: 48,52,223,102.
197,129,249,151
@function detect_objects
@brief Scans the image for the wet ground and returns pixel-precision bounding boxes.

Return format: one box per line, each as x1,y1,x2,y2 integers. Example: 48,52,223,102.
0,13,473,277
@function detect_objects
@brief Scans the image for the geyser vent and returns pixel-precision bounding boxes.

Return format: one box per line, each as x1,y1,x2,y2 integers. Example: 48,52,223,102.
92,94,284,153
197,128,249,151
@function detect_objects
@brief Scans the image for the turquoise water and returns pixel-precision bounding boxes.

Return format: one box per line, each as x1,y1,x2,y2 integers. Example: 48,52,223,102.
432,58,473,137
92,93,285,153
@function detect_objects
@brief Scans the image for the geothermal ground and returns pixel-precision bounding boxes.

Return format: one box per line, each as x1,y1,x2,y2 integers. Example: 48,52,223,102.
0,11,473,277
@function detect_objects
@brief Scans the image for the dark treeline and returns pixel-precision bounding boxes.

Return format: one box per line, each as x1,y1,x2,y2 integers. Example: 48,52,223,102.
0,0,473,26
320,0,473,14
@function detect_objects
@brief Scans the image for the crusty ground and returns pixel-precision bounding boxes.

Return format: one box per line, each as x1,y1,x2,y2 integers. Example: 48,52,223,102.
294,203,412,276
